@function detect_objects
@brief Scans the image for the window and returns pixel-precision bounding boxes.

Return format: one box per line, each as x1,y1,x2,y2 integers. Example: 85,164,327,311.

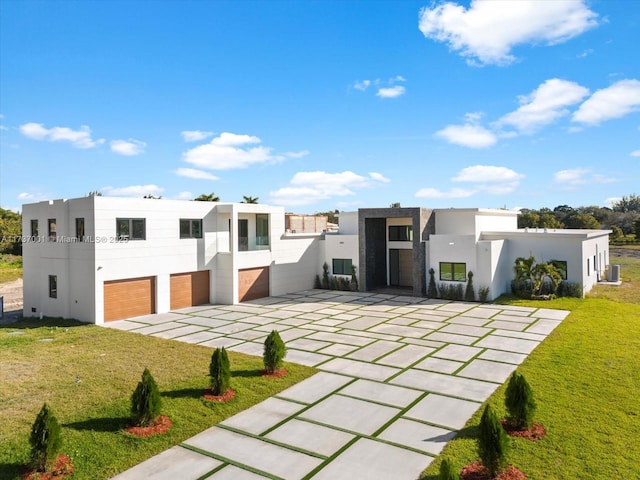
31,219,38,237
75,218,85,241
49,275,57,298
238,219,248,251
333,258,352,275
116,218,145,240
587,258,590,276
389,225,413,241
439,262,466,282
180,219,202,238
550,260,568,280
256,214,269,246
48,219,57,241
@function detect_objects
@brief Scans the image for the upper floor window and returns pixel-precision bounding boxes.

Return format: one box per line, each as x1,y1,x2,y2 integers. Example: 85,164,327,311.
440,262,466,282
75,218,86,242
48,219,57,242
256,214,269,247
389,225,412,242
31,219,38,237
116,218,145,240
180,219,202,238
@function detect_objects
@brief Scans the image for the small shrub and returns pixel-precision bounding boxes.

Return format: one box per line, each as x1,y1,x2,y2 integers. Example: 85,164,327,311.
209,347,231,395
329,276,338,290
264,330,286,373
478,286,490,303
350,265,359,291
478,404,509,477
314,274,321,289
321,262,330,289
557,281,582,298
131,368,162,427
339,276,350,291
454,283,464,300
29,403,62,472
428,268,438,298
465,271,475,301
439,283,452,300
505,372,536,430
439,458,459,480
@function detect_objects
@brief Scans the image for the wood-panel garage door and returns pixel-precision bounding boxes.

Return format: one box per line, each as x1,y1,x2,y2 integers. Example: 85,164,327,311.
238,267,269,302
104,277,155,322
170,271,210,310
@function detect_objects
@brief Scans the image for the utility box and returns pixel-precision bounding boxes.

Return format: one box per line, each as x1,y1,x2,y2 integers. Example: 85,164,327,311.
608,264,621,282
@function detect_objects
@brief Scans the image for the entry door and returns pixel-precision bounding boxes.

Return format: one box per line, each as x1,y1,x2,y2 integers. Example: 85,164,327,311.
389,249,400,286
238,219,248,251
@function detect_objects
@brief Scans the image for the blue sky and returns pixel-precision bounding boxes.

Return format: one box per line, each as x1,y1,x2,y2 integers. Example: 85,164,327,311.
1,0,639,213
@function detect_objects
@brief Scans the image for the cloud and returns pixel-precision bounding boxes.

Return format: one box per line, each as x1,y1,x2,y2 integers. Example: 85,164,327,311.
497,78,589,133
572,79,640,125
453,165,524,183
353,80,371,91
604,197,621,208
435,124,497,148
174,191,193,200
416,165,524,198
631,150,640,157
182,132,285,170
284,150,310,158
553,168,614,187
19,122,104,148
174,168,220,180
418,0,598,66
377,85,406,99
102,184,164,197
269,171,389,206
182,130,214,142
415,187,476,199
353,76,406,98
110,138,146,156
17,192,35,200
577,48,594,58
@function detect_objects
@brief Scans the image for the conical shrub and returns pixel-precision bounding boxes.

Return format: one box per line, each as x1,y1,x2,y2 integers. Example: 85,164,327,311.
439,458,459,480
263,330,286,373
505,372,536,430
131,368,162,427
428,268,438,298
465,271,475,301
29,403,62,472
210,347,231,395
478,404,509,477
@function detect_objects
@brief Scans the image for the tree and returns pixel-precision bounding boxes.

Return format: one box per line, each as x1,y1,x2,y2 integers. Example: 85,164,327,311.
517,211,540,229
539,213,563,229
635,218,640,240
350,265,359,291
241,196,259,204
505,372,536,430
478,404,509,477
263,330,286,373
29,403,62,472
439,458,459,480
564,213,600,229
209,347,231,395
465,271,475,301
513,256,535,290
87,190,103,196
612,194,640,213
131,368,162,427
194,192,220,202
143,194,162,199
610,225,624,241
531,262,562,296
315,209,339,224
428,268,438,298
321,262,330,289
0,207,22,255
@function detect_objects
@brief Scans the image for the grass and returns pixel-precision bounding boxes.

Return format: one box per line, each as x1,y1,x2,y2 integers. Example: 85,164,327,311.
0,318,315,480
421,254,640,480
0,254,22,283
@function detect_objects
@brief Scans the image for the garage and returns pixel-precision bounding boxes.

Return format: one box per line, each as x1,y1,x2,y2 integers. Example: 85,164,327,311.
238,266,269,302
170,270,210,310
104,276,155,322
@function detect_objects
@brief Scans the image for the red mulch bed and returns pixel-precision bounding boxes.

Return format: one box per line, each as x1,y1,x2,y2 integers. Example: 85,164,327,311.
461,461,527,480
123,415,172,438
260,368,288,378
202,388,237,402
22,454,74,480
500,419,547,441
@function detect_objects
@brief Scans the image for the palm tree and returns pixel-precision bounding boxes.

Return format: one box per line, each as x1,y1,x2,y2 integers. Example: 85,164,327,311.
241,196,259,204
194,192,220,202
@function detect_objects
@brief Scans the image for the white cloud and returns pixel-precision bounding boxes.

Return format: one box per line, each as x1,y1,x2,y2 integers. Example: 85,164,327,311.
284,150,310,158
416,165,524,199
353,80,371,91
418,0,598,66
435,124,497,148
604,197,621,208
17,192,35,200
572,79,640,125
181,130,214,142
577,48,594,58
102,184,164,197
497,79,589,133
377,85,406,99
182,132,285,170
415,187,476,199
110,138,146,156
174,191,193,200
453,165,524,183
631,150,640,157
19,122,104,148
174,168,220,180
553,168,614,187
354,76,406,98
269,171,388,206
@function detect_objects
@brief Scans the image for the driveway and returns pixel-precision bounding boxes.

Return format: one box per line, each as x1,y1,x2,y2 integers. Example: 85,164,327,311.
106,289,569,480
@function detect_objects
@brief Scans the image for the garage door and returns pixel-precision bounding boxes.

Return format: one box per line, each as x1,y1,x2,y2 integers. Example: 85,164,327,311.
104,276,155,322
238,266,269,302
170,270,210,310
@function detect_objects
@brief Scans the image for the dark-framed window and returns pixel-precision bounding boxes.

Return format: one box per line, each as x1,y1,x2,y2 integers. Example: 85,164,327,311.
256,214,269,246
48,219,57,241
180,219,202,238
389,225,413,241
75,218,85,242
550,260,567,280
49,275,57,298
332,258,352,275
116,218,145,240
31,219,38,237
439,262,466,282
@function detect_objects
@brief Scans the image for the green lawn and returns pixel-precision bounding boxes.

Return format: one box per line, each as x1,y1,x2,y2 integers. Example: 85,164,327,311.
421,256,640,480
0,318,315,480
0,254,22,283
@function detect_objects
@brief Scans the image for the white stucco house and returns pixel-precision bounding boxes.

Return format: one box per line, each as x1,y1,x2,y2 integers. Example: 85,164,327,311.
21,198,611,324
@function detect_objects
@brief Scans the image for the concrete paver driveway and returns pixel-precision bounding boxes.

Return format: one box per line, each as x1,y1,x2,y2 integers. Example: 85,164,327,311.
107,290,569,480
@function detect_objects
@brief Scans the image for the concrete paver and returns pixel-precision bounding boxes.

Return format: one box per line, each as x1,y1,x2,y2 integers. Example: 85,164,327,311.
378,418,457,455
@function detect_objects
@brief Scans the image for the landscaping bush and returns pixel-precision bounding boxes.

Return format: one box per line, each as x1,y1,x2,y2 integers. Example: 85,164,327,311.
29,403,62,472
438,458,459,480
209,347,231,395
321,262,330,289
314,274,321,289
131,368,162,427
505,372,536,430
556,281,582,298
465,271,475,301
478,286,490,303
350,265,358,291
454,283,464,301
428,268,438,298
478,404,509,477
263,330,286,373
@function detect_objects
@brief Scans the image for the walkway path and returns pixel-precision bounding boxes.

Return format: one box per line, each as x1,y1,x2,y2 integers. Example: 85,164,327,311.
106,290,569,480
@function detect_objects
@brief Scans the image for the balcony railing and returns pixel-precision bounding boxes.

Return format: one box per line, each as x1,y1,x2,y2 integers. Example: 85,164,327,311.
238,236,270,251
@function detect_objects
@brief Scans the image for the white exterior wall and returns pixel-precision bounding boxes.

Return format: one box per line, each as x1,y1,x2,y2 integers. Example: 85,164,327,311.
435,210,477,235
324,233,359,278
475,239,507,301
336,212,358,234
581,234,610,293
428,234,477,285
